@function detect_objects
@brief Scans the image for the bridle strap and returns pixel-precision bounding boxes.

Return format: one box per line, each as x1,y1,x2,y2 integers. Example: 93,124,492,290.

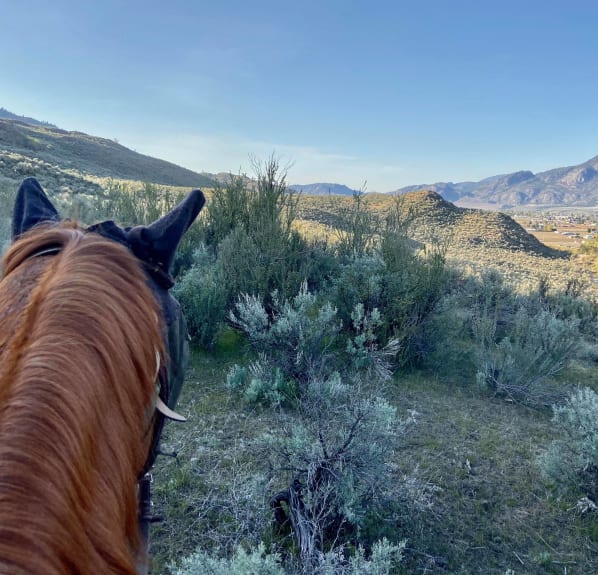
29,246,62,258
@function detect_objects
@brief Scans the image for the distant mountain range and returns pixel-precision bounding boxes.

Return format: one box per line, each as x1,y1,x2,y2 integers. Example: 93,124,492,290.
391,155,598,208
288,156,598,207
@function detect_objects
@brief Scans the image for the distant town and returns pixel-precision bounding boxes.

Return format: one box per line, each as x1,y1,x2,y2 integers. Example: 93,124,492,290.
509,209,598,249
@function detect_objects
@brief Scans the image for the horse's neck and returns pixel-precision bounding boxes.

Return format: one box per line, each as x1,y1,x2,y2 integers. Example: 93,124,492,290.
0,256,146,575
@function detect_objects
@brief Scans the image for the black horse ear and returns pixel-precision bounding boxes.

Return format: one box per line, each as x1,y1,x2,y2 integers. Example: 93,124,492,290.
127,189,205,273
12,177,60,240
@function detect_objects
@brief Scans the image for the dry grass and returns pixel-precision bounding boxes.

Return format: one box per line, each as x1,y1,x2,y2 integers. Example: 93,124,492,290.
151,340,280,574
529,231,582,249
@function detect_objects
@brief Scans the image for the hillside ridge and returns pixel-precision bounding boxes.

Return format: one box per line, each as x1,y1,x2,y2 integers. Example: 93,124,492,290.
0,118,215,188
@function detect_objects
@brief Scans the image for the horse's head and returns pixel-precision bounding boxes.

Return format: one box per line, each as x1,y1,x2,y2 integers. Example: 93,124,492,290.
1,177,205,574
13,177,205,460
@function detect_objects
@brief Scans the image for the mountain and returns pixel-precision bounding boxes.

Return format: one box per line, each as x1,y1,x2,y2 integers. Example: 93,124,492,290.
0,116,215,188
391,155,598,208
289,183,359,196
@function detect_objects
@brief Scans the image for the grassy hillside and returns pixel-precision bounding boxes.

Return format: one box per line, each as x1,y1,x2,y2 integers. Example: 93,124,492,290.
298,191,557,253
0,119,215,188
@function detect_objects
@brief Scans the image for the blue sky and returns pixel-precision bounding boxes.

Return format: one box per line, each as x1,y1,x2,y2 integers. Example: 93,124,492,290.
3,0,598,192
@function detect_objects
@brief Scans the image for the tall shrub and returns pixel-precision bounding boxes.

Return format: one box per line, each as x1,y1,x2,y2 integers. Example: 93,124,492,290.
334,191,379,258
473,303,579,406
173,246,227,349
97,180,182,226
266,373,406,571
539,387,598,502
377,197,448,365
200,157,309,308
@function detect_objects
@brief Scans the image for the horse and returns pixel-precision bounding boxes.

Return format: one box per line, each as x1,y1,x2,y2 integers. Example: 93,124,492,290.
0,178,204,575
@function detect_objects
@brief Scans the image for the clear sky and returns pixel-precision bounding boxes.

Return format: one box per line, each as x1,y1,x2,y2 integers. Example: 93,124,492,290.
2,0,598,192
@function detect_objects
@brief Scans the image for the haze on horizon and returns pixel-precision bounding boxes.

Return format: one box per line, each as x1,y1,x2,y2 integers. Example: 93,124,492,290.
2,0,598,193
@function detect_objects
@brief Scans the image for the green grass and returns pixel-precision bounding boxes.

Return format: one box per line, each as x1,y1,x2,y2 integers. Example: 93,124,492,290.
150,348,598,574
151,338,279,574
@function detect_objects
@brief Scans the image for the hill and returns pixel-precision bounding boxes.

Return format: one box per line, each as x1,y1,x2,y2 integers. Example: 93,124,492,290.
0,118,215,189
392,154,598,208
0,107,57,128
391,190,560,255
289,182,359,196
202,171,256,188
295,190,598,297
298,190,559,256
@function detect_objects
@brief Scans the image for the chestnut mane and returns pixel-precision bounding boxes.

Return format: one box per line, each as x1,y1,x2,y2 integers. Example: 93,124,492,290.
0,223,164,575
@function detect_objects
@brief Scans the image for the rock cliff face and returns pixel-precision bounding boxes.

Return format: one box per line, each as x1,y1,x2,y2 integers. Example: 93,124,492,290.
392,155,598,207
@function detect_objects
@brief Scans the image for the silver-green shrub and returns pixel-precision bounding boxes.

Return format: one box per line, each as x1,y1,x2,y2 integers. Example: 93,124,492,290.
229,284,340,389
170,543,284,575
173,246,228,348
0,181,15,253
265,372,408,569
229,284,399,401
227,284,408,569
330,254,384,330
346,304,399,381
226,364,249,391
171,538,405,575
244,360,295,406
473,304,579,406
317,538,406,575
539,387,598,501
330,232,448,368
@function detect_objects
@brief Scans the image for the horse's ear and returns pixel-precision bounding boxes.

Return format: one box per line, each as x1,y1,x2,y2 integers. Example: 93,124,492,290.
12,177,60,239
127,189,205,273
